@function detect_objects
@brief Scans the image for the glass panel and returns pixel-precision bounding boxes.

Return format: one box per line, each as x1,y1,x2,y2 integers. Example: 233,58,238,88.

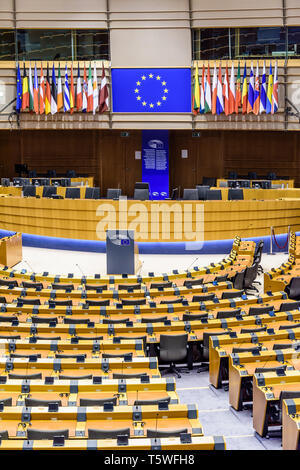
288,27,300,58
236,27,286,58
194,28,230,60
75,30,109,61
0,30,15,60
17,30,72,61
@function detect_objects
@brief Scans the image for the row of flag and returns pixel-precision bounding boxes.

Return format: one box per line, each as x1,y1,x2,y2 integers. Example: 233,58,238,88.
16,62,109,115
192,61,278,115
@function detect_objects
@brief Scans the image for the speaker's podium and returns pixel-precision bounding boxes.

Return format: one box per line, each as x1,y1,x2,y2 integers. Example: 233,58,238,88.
106,230,141,275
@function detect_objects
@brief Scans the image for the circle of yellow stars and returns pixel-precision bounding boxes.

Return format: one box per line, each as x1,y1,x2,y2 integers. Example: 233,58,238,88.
134,73,168,109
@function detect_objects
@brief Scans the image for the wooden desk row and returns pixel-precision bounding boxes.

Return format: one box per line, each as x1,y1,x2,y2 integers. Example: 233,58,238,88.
0,236,246,284
1,189,299,241
0,435,226,450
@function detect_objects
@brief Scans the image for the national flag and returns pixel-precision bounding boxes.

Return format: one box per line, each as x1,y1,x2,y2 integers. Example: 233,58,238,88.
247,63,255,113
229,62,235,114
57,64,63,112
99,62,109,113
200,65,205,114
266,62,273,114
51,63,57,115
28,62,34,113
259,61,267,114
235,62,241,113
93,62,98,115
211,63,217,115
70,64,75,114
45,64,51,115
33,63,39,114
223,64,229,116
216,64,224,115
39,64,45,114
272,61,278,114
253,62,260,116
192,62,200,115
204,63,211,113
76,63,83,111
16,63,22,113
87,62,93,112
241,63,248,114
82,63,88,112
63,64,70,112
21,63,29,111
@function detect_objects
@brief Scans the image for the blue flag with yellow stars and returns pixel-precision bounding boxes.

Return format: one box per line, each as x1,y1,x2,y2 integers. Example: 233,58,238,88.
111,68,191,113
16,63,22,112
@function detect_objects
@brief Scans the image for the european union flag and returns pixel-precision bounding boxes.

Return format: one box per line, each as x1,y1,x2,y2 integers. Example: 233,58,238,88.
16,63,22,113
111,68,191,113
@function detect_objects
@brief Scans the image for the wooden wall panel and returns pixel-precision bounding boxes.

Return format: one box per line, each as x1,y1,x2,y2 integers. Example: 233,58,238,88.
0,129,299,195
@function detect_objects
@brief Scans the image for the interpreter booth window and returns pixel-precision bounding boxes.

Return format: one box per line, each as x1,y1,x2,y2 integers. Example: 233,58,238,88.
235,27,286,58
288,27,300,57
17,29,72,61
75,30,109,61
192,28,234,60
0,30,15,60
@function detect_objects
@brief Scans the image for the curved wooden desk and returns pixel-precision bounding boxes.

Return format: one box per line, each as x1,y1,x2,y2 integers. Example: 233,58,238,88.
0,188,299,242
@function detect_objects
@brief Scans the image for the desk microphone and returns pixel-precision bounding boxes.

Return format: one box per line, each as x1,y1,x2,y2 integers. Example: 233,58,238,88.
76,264,85,277
186,257,200,272
25,260,34,272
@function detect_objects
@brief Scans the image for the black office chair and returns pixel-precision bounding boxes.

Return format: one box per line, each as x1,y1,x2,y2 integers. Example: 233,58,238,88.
248,305,274,316
228,189,244,201
192,293,216,302
85,187,94,199
28,170,37,178
182,312,208,321
221,290,244,299
150,281,172,289
84,299,110,307
135,182,150,190
248,171,257,179
214,274,229,283
284,278,300,301
183,189,198,200
196,185,209,200
47,170,57,177
202,177,216,187
198,331,230,373
88,428,130,439
228,171,238,179
206,189,222,200
279,301,300,312
65,188,80,199
267,172,277,180
27,429,69,440
183,278,203,288
232,270,246,290
1,178,10,187
92,187,100,199
107,188,121,199
243,263,259,294
66,170,77,178
134,188,149,200
159,333,189,378
61,178,71,187
23,185,36,197
42,186,57,198
216,308,242,319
